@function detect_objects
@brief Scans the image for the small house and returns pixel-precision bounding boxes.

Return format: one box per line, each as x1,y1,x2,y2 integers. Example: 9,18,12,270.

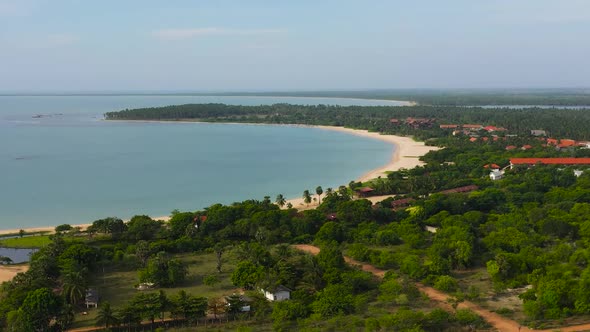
262,285,291,302
356,187,374,197
490,170,504,181
531,130,547,137
85,289,98,308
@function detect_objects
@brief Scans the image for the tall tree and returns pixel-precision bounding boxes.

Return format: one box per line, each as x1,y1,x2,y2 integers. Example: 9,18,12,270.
316,186,324,204
303,190,312,206
276,194,286,207
62,269,87,305
96,302,119,329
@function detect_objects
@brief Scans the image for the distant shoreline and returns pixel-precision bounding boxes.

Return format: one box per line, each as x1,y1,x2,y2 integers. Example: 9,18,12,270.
0,93,414,106
0,121,436,236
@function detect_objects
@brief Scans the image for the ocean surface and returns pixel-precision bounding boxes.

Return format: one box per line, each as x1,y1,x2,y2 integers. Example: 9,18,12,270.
0,95,402,229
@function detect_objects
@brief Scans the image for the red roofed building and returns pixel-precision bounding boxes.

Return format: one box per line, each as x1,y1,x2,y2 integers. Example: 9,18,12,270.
521,145,533,150
389,118,399,124
484,164,501,169
469,137,478,142
483,126,506,132
559,139,576,147
438,185,479,195
505,145,517,150
356,187,374,197
510,158,590,168
440,124,459,129
547,138,558,145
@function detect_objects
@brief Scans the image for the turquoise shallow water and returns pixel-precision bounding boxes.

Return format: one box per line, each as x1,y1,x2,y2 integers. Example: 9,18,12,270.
0,96,398,228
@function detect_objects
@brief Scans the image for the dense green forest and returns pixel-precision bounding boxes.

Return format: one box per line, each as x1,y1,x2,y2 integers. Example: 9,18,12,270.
106,103,590,140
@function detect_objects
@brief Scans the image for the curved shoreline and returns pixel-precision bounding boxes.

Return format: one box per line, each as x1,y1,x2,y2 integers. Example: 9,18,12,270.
0,123,436,234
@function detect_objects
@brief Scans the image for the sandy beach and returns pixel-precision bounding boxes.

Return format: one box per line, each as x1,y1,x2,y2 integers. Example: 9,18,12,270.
283,126,438,209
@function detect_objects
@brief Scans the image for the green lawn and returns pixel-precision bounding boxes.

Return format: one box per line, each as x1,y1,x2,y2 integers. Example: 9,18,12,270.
0,235,53,248
71,250,241,329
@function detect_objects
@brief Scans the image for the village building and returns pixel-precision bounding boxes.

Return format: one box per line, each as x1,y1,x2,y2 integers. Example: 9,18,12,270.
85,289,99,308
261,285,291,302
509,158,590,169
438,185,479,195
490,169,504,181
356,187,375,197
390,198,415,210
531,129,547,136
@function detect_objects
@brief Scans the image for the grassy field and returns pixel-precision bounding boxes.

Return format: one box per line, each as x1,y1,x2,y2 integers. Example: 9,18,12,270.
0,235,53,248
70,250,241,329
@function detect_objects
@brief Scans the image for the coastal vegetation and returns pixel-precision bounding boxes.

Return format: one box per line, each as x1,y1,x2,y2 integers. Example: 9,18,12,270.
105,103,590,140
4,103,590,331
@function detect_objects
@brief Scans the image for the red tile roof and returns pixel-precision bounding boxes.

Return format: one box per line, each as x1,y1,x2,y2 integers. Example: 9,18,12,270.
510,158,590,165
560,139,576,147
357,187,374,193
440,124,459,129
469,137,478,142
484,164,501,169
439,185,479,195
463,124,482,129
521,145,533,150
505,145,517,150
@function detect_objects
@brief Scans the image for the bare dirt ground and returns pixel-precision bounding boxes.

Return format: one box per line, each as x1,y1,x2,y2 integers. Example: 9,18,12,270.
0,264,28,283
292,244,590,332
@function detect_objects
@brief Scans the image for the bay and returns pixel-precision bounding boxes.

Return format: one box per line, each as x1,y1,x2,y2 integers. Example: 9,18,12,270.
0,95,400,229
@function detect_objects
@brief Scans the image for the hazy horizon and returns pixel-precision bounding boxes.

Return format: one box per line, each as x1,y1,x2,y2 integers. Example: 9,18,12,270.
1,0,589,91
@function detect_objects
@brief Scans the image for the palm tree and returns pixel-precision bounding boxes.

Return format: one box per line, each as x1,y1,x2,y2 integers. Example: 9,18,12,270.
316,186,323,204
303,190,312,206
96,302,119,329
62,270,87,305
275,194,286,207
118,304,142,331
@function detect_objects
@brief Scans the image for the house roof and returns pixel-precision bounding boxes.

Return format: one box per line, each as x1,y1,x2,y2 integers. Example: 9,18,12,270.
483,164,501,169
85,289,98,302
521,145,533,150
357,187,374,193
268,285,292,293
440,124,459,129
469,137,478,142
510,158,590,165
505,145,517,150
438,185,479,195
463,124,482,129
391,198,415,207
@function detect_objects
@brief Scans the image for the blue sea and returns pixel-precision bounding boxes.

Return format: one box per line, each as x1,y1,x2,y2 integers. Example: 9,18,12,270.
0,95,402,228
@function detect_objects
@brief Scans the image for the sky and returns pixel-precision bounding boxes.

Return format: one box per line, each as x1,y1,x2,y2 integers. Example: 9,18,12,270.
0,0,589,91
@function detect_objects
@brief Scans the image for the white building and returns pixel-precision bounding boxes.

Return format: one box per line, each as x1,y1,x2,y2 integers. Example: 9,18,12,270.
490,169,504,181
262,285,291,302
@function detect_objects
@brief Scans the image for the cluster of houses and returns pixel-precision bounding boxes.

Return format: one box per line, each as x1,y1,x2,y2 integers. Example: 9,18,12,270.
488,158,590,181
389,117,436,129
440,123,508,138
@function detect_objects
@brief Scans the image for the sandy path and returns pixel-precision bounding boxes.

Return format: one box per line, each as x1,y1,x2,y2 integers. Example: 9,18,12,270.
0,265,29,283
292,244,590,332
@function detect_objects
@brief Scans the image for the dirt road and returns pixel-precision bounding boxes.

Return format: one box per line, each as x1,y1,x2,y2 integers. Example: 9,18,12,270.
292,244,590,332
